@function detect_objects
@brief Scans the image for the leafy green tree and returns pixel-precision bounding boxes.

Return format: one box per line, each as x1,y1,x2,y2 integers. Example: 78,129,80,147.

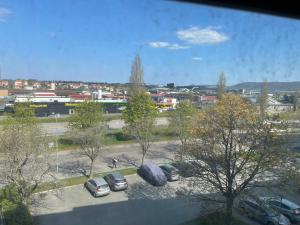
68,101,103,129
217,72,226,100
0,186,33,225
170,100,196,161
6,103,36,128
122,92,157,164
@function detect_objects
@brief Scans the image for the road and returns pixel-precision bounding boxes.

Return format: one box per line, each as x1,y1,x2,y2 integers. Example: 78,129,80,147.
41,117,169,136
48,140,179,180
32,174,204,225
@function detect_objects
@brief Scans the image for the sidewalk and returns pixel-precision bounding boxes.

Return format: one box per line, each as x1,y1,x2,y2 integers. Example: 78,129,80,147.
54,139,180,157
50,140,180,180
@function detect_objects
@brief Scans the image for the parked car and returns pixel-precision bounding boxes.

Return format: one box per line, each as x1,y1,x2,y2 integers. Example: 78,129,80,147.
261,197,300,224
103,171,128,191
84,177,110,197
159,164,179,181
137,161,167,186
238,199,291,225
171,161,194,178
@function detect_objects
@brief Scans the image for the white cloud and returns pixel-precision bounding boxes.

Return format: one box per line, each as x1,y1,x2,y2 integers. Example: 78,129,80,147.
192,57,203,61
148,41,170,48
148,41,189,50
168,43,190,50
0,7,12,22
177,26,229,45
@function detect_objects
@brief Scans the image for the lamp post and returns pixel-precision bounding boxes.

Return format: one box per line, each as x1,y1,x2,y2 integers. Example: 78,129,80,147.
55,113,60,174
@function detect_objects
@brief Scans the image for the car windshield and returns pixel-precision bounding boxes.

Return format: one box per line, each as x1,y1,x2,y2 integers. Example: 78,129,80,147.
100,184,109,188
162,165,175,172
264,204,280,217
112,173,124,181
282,199,300,209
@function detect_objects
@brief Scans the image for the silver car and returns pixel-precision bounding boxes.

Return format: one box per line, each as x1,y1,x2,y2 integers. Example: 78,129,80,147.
262,197,300,224
159,164,179,181
239,199,291,225
84,177,110,197
104,172,128,191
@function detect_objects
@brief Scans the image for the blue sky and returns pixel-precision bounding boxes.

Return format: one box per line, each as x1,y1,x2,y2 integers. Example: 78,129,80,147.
0,0,300,85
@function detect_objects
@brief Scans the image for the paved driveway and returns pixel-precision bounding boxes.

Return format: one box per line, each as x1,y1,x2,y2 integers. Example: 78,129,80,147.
32,174,204,225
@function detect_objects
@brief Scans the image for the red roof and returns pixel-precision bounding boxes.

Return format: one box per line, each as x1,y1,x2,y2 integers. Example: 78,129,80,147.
69,94,92,100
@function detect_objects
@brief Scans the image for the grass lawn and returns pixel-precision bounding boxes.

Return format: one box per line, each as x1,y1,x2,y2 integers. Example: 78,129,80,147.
54,125,177,151
34,167,137,193
180,212,247,225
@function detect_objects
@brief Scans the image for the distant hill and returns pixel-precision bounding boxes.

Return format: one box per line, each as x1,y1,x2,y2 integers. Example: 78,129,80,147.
229,82,300,92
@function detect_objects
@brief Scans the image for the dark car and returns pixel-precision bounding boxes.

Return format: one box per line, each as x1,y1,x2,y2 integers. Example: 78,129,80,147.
262,197,300,224
159,164,179,181
137,161,167,186
171,161,195,178
238,199,291,225
103,172,128,191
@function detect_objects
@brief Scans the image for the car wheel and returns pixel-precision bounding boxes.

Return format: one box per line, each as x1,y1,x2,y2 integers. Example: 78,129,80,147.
285,215,293,224
239,207,246,215
93,191,97,198
247,212,253,219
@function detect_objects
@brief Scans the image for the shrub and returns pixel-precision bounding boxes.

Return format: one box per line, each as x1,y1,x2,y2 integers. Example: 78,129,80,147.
1,200,33,225
0,186,33,225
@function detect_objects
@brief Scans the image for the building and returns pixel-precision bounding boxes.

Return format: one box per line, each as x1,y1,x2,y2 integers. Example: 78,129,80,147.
0,80,9,88
0,89,8,98
14,80,24,89
265,97,293,114
199,95,217,104
69,92,92,101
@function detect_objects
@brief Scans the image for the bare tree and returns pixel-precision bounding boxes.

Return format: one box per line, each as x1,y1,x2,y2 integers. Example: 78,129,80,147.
128,54,144,96
73,125,106,178
217,72,226,100
185,94,288,225
0,124,52,205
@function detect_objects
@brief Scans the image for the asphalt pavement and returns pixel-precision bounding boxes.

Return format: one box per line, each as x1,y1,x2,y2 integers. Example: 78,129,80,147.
40,117,169,136
32,174,204,225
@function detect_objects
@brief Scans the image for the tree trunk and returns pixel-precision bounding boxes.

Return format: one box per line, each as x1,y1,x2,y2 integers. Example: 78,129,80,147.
225,196,234,225
141,153,145,165
180,143,186,162
89,159,95,178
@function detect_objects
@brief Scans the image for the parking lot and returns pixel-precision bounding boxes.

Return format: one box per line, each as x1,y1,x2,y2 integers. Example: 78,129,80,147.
32,174,204,225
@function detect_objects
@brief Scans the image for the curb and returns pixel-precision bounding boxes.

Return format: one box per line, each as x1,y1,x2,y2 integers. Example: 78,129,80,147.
34,167,138,194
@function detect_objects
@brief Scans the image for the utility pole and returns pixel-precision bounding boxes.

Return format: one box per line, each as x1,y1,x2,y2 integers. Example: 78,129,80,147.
55,113,59,174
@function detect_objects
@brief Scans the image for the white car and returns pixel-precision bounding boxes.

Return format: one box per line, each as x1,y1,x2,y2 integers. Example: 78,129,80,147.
84,177,110,197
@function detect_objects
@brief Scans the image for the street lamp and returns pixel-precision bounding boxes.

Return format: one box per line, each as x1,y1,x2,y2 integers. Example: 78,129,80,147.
55,113,60,174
